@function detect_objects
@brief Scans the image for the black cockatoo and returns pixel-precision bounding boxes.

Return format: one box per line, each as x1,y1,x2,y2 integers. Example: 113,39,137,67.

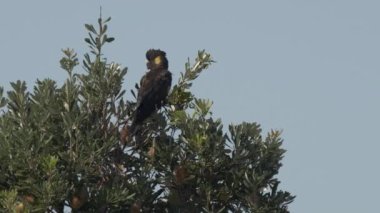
130,49,172,133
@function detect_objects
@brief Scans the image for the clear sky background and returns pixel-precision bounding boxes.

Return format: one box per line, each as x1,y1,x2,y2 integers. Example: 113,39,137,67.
1,1,379,212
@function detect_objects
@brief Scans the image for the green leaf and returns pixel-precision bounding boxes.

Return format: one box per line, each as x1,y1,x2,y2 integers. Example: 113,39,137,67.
84,38,92,45
85,24,97,34
104,16,112,23
105,37,115,43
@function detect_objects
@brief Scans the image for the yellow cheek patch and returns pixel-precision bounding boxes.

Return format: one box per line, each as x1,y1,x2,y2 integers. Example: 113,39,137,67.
154,56,162,65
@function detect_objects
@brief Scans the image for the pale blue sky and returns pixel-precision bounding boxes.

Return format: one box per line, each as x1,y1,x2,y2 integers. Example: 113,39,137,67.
1,1,380,212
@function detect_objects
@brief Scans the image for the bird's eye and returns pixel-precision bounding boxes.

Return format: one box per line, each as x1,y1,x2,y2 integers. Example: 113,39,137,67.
154,56,162,65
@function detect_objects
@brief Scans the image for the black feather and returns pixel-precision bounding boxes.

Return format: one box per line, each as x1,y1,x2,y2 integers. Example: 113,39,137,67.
130,49,172,132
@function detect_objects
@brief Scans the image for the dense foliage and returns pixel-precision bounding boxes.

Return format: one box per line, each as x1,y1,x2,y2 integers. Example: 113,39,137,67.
0,16,294,212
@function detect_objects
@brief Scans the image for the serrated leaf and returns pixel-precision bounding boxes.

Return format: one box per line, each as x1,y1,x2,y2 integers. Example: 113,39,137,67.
105,37,115,43
130,89,136,99
85,24,97,34
104,16,111,23
84,38,92,45
0,98,7,108
116,90,126,99
89,33,96,45
121,67,128,75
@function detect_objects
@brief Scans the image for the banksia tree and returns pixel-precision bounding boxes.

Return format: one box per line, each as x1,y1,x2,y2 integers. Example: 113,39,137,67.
0,16,294,212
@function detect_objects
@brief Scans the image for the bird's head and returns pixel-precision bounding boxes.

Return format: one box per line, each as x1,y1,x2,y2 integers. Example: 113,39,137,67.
146,49,168,70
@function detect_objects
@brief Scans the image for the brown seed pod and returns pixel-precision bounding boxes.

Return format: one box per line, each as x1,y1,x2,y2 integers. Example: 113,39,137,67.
147,145,155,158
15,202,25,213
120,126,129,145
70,187,89,210
130,201,141,213
174,166,189,185
24,194,35,204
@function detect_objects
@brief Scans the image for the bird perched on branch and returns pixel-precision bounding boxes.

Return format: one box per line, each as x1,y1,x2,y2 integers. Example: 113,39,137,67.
129,49,172,135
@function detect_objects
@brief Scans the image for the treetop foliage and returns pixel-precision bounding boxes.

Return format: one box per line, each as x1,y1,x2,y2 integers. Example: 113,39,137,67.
0,16,294,212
